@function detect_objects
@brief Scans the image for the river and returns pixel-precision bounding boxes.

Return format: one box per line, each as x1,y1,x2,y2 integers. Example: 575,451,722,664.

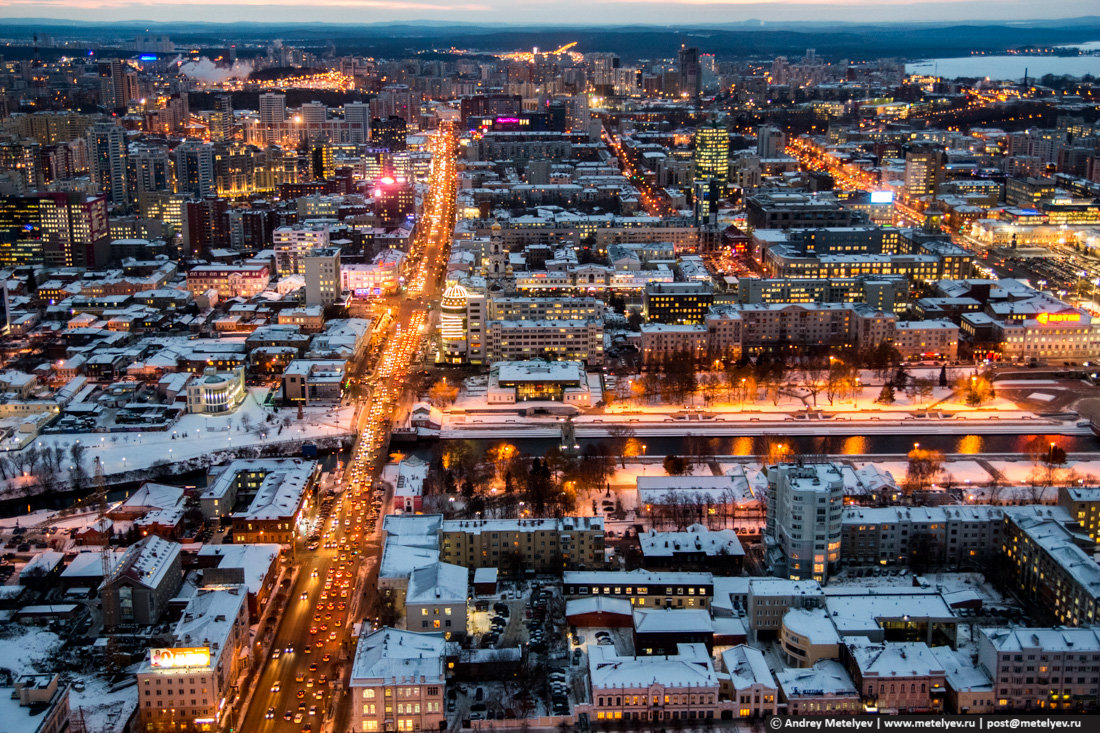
412,431,1098,460
906,54,1100,81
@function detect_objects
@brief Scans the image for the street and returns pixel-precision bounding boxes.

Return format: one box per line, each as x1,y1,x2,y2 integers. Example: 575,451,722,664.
239,121,459,733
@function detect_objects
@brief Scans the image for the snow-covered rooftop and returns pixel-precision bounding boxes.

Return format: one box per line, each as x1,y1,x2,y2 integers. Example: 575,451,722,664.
350,628,446,686
589,642,718,690
721,645,777,692
406,561,468,605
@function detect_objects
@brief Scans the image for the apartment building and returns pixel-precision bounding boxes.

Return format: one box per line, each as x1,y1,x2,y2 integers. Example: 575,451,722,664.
185,264,271,299
138,585,251,733
776,660,862,715
765,463,845,583
840,505,1003,569
705,303,895,356
979,626,1100,712
893,320,959,360
273,222,331,275
485,318,604,366
1058,486,1100,542
403,561,468,640
350,628,446,733
640,323,709,365
440,517,604,572
1000,506,1100,626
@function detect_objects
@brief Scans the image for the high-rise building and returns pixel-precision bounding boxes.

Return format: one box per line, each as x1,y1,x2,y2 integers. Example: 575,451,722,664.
678,45,702,99
757,125,787,158
86,120,129,206
0,195,43,266
209,94,233,142
299,101,328,127
765,462,844,583
342,102,370,144
174,140,216,198
370,116,407,152
904,149,945,198
304,246,342,307
127,143,172,201
38,192,111,268
694,120,729,184
182,197,229,258
98,59,137,109
370,84,419,125
273,223,331,275
258,93,287,126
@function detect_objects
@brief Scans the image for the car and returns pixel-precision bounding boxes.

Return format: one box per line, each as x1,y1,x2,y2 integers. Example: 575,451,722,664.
296,690,305,699
284,710,293,721
295,673,305,682
271,649,281,659
265,707,275,719
572,649,583,665
285,645,294,654
308,663,318,673
270,682,280,693
309,706,318,716
300,592,308,601
306,678,314,688
294,713,303,724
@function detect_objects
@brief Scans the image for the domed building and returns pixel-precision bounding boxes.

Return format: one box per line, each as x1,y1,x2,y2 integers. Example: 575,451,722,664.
438,281,469,364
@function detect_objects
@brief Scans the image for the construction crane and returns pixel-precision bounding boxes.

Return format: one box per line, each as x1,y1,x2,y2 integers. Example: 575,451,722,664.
550,42,578,55
93,457,111,580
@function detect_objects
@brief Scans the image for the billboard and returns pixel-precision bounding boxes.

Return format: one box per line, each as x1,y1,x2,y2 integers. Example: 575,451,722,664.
150,647,211,669
1036,312,1081,325
870,191,895,205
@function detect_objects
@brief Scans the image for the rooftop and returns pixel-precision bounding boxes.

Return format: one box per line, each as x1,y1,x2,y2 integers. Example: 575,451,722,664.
350,628,446,686
589,643,718,690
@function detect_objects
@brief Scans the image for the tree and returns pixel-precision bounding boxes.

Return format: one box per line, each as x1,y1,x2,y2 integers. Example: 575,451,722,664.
825,360,856,406
905,446,944,493
876,382,896,405
894,365,909,391
663,455,688,475
607,424,637,467
428,379,459,407
626,308,644,331
908,377,935,407
958,373,995,407
938,365,949,388
799,358,828,408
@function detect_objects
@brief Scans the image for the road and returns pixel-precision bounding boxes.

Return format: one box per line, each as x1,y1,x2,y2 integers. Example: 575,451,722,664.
238,121,459,733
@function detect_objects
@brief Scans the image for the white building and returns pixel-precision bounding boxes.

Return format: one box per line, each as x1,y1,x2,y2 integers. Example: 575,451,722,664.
765,463,845,582
273,223,332,276
185,367,246,415
587,642,721,724
137,585,251,733
979,626,1100,712
349,628,446,733
303,246,342,307
403,561,468,640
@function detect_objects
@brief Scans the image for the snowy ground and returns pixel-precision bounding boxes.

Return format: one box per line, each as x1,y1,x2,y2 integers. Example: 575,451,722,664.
1,388,356,498
69,675,138,733
0,627,61,674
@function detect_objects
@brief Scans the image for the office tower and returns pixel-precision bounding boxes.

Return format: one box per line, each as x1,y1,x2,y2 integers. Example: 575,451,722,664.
371,176,415,223
0,195,43,266
370,116,407,152
174,140,216,198
756,125,787,158
678,45,702,99
765,463,844,583
904,149,945,198
127,143,172,203
38,192,111,268
343,102,370,144
694,120,730,184
86,121,129,206
209,94,233,142
259,93,287,125
304,246,342,307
